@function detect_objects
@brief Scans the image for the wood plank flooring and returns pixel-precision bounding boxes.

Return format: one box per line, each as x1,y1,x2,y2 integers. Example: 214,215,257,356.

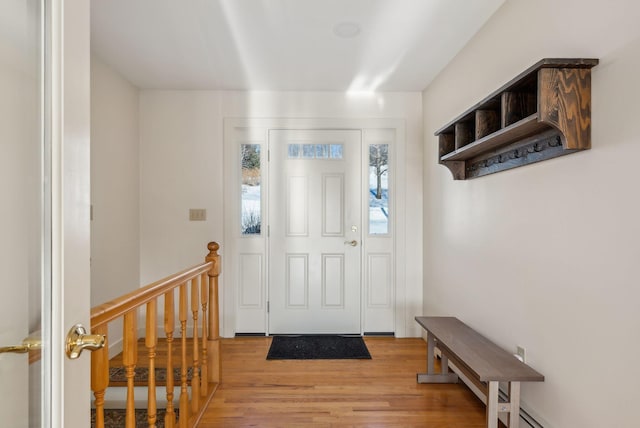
198,337,488,427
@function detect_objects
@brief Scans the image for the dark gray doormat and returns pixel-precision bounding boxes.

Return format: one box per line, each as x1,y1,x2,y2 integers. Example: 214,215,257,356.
266,335,371,360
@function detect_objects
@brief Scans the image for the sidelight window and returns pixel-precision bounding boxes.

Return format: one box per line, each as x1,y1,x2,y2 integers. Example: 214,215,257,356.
241,144,261,235
368,144,389,234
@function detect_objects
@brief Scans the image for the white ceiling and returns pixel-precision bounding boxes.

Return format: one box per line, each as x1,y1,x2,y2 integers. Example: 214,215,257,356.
91,0,505,92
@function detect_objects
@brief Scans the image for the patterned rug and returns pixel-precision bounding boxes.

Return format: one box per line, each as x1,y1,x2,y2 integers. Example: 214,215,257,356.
91,408,179,428
92,366,193,425
109,366,195,386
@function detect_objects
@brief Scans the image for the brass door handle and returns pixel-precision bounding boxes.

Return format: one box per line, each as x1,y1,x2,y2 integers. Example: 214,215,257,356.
344,240,358,247
65,324,105,359
0,333,41,355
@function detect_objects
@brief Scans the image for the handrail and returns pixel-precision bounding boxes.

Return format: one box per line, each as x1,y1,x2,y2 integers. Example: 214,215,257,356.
91,262,212,329
90,241,221,428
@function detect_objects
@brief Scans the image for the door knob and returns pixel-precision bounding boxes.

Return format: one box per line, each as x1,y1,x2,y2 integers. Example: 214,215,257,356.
344,240,358,247
65,324,105,359
0,333,41,355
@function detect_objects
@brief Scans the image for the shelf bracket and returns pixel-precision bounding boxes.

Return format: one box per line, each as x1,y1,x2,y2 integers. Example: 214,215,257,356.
441,161,466,180
538,67,593,151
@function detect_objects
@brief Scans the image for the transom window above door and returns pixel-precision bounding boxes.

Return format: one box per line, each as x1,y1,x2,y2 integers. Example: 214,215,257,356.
287,143,343,159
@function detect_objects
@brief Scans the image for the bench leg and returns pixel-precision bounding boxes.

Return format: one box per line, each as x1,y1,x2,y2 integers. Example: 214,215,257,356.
441,354,449,374
508,382,520,428
487,381,499,428
427,333,435,374
486,381,521,428
417,334,458,384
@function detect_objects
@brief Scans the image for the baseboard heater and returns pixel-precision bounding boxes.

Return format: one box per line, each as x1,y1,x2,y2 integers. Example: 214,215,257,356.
498,389,543,428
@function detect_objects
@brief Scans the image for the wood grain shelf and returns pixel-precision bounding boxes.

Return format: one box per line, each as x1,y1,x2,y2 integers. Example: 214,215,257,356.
436,58,598,180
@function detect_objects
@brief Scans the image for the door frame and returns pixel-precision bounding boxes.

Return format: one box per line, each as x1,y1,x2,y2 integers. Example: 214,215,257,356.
224,118,407,337
49,0,91,427
1,1,91,426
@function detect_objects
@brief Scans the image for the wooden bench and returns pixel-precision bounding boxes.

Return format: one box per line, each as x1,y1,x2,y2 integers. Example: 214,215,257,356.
415,316,544,428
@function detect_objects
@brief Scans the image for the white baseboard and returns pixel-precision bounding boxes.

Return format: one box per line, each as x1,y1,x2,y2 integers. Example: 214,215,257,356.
108,337,123,359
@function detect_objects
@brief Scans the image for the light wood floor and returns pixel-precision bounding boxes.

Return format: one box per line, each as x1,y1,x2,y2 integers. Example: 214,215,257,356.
197,337,488,427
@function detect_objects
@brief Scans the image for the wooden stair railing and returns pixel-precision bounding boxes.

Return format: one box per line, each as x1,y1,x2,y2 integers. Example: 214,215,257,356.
90,242,221,428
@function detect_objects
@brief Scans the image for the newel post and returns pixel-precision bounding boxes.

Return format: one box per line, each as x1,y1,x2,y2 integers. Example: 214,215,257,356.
205,241,221,383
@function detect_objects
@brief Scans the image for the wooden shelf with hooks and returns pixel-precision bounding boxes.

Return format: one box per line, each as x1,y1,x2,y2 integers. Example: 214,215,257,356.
436,58,598,180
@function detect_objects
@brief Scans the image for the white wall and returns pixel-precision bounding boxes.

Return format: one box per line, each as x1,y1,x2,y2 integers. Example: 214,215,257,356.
422,0,640,426
138,91,224,283
139,91,423,336
90,55,140,311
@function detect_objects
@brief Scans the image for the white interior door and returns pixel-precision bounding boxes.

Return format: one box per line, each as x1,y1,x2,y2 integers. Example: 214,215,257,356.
0,1,91,427
269,130,362,334
0,1,44,425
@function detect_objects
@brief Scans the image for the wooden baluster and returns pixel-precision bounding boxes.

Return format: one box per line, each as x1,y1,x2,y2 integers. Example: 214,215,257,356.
178,283,190,428
205,242,221,384
164,290,176,428
190,278,201,412
91,324,109,428
200,272,209,397
146,300,158,427
123,310,138,428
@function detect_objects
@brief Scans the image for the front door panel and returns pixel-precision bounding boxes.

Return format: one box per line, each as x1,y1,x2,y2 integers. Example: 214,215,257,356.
269,130,362,334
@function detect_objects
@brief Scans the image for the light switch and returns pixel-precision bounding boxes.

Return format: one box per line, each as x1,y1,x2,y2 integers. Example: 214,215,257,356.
189,208,207,221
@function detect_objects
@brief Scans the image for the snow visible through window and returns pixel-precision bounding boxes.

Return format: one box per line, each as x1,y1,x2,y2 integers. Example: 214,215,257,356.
288,144,343,159
241,144,261,235
369,144,389,235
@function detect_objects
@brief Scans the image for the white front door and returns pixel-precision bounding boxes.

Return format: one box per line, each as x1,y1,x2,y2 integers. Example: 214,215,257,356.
0,1,91,427
269,130,362,334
